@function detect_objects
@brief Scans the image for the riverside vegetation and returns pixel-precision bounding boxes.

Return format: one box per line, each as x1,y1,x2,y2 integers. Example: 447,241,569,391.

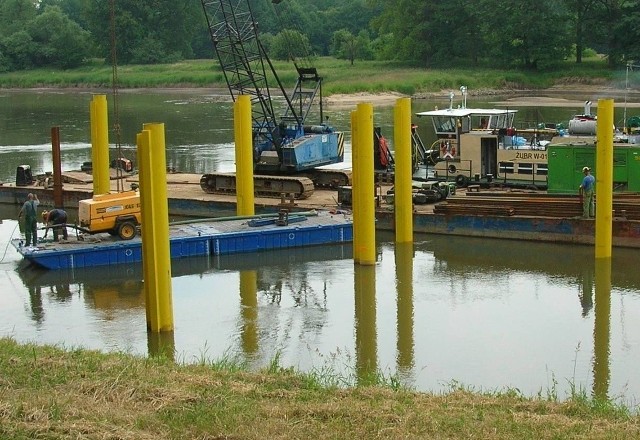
1,337,639,439
0,57,631,97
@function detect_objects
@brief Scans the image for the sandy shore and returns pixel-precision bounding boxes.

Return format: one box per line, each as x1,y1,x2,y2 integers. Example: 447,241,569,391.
10,85,640,109
324,85,640,109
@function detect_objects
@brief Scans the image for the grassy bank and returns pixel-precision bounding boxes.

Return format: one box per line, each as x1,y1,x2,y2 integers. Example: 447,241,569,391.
1,338,638,439
0,57,624,96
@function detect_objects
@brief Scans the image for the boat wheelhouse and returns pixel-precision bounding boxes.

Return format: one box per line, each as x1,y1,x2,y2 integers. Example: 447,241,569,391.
416,92,549,188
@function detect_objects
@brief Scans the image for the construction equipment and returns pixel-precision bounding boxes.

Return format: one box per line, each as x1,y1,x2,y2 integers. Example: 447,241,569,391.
374,125,433,181
199,0,350,199
78,191,141,240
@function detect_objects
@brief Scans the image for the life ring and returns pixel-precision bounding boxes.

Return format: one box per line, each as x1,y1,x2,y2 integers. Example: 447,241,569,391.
455,174,469,187
451,146,456,156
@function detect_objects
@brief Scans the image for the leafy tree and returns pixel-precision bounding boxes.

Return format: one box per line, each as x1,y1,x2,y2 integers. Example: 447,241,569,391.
311,0,380,55
618,0,640,63
563,0,599,63
38,0,92,30
589,0,637,67
331,29,358,64
476,0,572,69
27,6,91,68
86,0,200,65
1,30,35,70
369,0,483,65
269,29,311,61
331,29,372,65
0,0,37,38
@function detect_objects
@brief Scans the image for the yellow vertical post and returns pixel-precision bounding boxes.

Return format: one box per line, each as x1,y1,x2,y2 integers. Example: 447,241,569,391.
595,99,614,258
147,331,176,361
138,123,173,332
355,103,376,265
90,95,111,195
235,95,255,216
351,110,360,262
136,132,152,327
394,98,413,243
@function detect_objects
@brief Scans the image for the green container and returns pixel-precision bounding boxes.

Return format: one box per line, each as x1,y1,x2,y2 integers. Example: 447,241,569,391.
548,143,640,194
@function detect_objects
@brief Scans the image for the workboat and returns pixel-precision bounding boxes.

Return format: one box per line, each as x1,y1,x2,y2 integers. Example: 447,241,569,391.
416,87,553,189
12,210,353,270
415,89,640,190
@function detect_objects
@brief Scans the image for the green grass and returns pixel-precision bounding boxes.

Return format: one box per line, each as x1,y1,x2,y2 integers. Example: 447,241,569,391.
1,337,639,439
0,56,631,95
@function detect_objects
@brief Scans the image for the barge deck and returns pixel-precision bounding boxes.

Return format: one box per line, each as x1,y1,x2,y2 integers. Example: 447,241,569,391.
3,171,640,249
12,210,353,270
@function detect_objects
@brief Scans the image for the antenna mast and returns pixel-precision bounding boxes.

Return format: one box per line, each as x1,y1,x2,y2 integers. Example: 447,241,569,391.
110,0,124,192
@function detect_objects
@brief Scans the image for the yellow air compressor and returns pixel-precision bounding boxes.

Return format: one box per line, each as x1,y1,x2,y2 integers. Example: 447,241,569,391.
78,191,141,240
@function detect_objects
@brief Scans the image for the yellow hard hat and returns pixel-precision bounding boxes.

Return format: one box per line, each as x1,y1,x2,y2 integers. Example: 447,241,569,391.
41,210,48,220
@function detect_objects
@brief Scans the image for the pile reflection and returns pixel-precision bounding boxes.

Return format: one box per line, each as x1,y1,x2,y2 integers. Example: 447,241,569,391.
12,229,638,400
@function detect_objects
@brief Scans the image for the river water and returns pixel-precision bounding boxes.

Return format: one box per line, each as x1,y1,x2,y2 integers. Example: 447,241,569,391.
1,88,640,406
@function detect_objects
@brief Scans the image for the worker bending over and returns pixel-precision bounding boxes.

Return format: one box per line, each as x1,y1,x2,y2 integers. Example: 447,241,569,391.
42,209,69,241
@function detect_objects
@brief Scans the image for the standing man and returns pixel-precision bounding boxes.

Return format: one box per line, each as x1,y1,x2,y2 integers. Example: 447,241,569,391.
18,193,39,246
579,166,595,219
42,209,69,241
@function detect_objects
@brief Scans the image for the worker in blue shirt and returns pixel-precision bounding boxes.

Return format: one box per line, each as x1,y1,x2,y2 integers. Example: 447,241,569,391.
579,166,595,219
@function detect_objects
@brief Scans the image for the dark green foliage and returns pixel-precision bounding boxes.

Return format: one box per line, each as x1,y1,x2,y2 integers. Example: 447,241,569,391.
0,0,637,71
331,29,373,65
269,29,311,61
85,0,199,65
28,6,91,68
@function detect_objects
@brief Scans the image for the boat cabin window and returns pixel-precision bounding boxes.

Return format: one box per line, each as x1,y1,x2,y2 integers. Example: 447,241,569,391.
536,164,548,176
499,161,514,174
459,117,470,133
490,113,515,130
518,163,533,175
432,116,465,134
432,116,455,133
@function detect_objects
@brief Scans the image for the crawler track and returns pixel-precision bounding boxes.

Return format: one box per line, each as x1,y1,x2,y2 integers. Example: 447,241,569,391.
200,173,315,199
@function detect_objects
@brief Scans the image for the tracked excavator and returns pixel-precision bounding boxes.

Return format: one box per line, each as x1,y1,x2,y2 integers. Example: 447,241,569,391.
199,0,350,199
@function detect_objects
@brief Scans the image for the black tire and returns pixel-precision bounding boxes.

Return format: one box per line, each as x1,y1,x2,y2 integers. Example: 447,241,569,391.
455,174,469,187
117,221,137,240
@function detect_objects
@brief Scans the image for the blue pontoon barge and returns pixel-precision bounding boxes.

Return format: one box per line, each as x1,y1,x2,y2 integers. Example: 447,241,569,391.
12,210,352,270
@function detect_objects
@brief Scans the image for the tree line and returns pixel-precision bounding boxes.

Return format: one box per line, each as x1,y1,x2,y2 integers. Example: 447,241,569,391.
0,0,638,73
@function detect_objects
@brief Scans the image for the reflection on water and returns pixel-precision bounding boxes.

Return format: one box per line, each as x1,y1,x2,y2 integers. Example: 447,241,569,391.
395,242,414,377
355,264,377,384
240,270,258,356
5,230,640,404
593,258,611,401
2,201,640,403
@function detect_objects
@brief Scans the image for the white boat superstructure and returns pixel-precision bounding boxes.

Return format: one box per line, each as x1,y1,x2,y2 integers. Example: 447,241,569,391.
416,88,550,187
